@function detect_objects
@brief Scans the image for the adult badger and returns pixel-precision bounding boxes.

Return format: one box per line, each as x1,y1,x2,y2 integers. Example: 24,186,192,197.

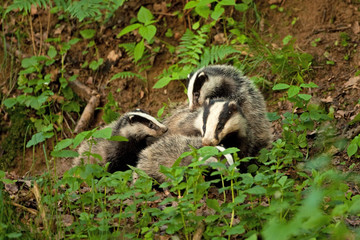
187,65,272,154
194,98,271,158
73,109,168,173
134,135,234,184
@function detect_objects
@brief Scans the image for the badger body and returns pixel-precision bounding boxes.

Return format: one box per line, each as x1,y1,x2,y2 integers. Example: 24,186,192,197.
187,65,272,154
162,104,201,137
134,135,234,184
73,109,168,173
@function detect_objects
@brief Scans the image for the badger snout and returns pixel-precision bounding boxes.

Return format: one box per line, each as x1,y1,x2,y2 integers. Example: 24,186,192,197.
161,127,168,134
202,138,219,146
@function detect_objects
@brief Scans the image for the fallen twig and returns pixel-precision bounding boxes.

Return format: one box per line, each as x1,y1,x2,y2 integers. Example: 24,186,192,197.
73,94,100,134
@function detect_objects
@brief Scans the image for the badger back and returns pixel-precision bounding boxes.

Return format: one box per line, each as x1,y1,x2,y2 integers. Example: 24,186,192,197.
187,65,245,111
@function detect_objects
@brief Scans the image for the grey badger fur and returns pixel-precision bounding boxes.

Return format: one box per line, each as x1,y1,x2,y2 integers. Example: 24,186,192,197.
162,104,201,136
195,98,271,157
187,65,272,153
73,109,168,173
134,135,234,184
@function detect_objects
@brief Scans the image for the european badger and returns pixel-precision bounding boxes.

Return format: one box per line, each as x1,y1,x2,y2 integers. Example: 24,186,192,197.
133,135,234,184
187,65,272,151
73,109,168,173
195,98,271,157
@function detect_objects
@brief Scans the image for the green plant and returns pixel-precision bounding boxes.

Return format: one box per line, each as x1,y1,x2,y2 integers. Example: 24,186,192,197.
117,6,157,62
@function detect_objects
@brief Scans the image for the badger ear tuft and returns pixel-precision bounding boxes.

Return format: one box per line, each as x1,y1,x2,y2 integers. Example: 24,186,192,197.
197,72,208,81
228,101,238,111
128,115,135,125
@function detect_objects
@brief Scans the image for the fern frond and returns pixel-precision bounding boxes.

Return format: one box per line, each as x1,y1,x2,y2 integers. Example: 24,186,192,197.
199,45,240,67
5,0,50,15
66,0,103,22
110,71,146,82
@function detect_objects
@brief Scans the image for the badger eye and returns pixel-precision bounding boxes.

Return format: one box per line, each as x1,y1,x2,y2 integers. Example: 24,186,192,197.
194,92,200,99
148,122,155,129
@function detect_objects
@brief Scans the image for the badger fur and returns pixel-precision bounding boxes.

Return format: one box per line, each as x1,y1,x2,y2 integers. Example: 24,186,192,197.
187,65,272,153
162,104,201,136
195,98,271,157
134,135,234,184
73,109,168,173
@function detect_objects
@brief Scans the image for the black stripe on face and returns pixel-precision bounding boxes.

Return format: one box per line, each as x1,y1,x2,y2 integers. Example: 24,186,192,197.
129,115,159,130
202,101,211,136
215,102,238,140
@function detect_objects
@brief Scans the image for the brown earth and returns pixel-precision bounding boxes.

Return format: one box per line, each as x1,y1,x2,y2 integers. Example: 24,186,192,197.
1,0,360,176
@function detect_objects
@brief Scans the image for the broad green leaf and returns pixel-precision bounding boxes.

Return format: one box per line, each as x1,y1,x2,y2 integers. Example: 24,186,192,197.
195,5,211,19
211,4,224,20
287,85,301,98
235,3,249,12
206,198,221,212
26,132,46,148
184,1,197,9
226,224,245,235
89,58,103,71
3,98,17,108
47,45,57,59
298,94,312,101
21,57,39,68
272,83,290,90
54,138,73,151
137,6,154,25
93,127,112,139
117,23,141,38
245,185,267,195
138,25,156,42
219,0,236,5
347,142,358,157
68,38,80,45
51,150,79,158
80,29,96,39
73,130,95,148
134,40,145,62
109,135,128,142
300,82,318,88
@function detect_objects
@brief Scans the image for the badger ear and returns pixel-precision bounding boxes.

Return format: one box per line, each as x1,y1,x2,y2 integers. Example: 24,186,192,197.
205,98,211,105
228,101,238,111
128,115,135,125
197,72,208,81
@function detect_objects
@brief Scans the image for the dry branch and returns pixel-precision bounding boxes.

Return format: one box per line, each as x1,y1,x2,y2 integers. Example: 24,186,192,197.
73,94,100,134
68,80,94,102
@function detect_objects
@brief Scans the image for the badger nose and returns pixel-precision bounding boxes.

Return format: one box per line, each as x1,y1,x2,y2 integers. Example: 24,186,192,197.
202,139,211,146
189,104,196,112
162,127,168,133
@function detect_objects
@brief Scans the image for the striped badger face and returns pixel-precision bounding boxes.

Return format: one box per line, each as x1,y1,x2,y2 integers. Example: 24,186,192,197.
120,109,168,139
195,99,247,147
187,65,237,111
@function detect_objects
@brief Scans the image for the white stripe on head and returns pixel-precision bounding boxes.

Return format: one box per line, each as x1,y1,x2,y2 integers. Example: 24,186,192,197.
202,101,225,145
127,112,166,129
187,70,201,110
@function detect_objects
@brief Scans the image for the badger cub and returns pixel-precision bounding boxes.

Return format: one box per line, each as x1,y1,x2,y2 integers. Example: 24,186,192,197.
195,98,271,157
134,135,234,184
73,109,168,173
187,65,272,153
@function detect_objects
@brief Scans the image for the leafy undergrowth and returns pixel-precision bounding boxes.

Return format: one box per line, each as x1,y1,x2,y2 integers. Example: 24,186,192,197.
1,0,360,239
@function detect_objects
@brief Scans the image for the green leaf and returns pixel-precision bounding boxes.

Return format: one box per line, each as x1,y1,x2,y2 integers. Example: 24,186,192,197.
298,94,312,101
219,0,236,5
73,130,94,149
184,1,197,9
195,5,211,19
89,58,104,71
80,29,96,39
54,139,73,151
51,150,79,158
272,83,290,90
226,224,245,235
235,3,249,12
153,76,172,88
26,132,46,148
134,40,145,62
206,198,221,212
109,135,128,142
138,25,156,42
347,142,358,157
3,98,17,108
93,127,112,139
117,23,142,38
287,86,301,98
300,82,318,88
245,185,267,195
137,6,154,25
47,45,57,59
211,4,224,20
282,35,293,45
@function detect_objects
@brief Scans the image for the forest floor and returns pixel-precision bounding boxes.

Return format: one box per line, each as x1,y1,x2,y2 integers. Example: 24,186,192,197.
1,0,360,181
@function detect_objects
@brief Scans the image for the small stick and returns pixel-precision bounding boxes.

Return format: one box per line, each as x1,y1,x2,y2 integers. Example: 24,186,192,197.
192,221,205,240
8,201,38,215
74,94,100,134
